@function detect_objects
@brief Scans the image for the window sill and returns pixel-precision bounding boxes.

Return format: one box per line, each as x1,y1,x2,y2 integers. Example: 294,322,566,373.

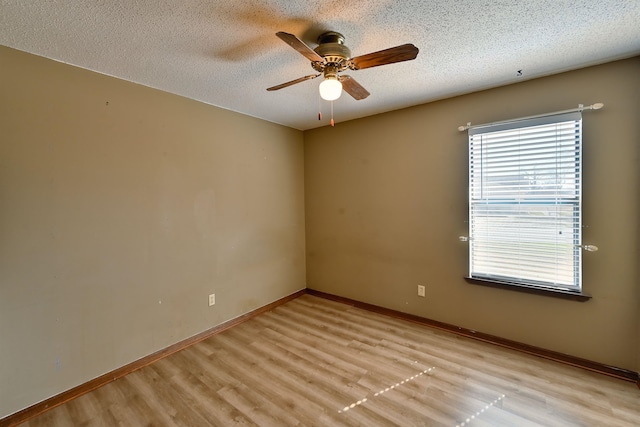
465,277,592,301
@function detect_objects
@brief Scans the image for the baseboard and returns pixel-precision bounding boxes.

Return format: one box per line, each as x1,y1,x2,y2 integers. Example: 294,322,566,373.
305,289,640,386
0,289,305,427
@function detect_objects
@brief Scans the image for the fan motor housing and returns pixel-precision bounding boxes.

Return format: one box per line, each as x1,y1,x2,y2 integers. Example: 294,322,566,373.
313,31,351,72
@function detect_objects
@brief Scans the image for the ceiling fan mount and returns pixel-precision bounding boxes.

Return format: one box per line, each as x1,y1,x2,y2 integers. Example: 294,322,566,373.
267,30,419,101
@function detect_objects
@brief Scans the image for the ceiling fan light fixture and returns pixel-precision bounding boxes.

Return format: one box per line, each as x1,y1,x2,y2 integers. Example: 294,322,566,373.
268,31,418,105
319,77,342,101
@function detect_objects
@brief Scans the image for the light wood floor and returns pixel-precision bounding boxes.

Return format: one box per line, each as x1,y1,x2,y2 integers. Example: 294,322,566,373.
19,294,640,426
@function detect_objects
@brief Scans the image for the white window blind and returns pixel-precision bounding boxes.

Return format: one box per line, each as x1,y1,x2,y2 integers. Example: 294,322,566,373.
468,112,582,290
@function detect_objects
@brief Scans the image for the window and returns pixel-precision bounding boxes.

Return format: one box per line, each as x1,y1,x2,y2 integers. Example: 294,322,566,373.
467,112,582,292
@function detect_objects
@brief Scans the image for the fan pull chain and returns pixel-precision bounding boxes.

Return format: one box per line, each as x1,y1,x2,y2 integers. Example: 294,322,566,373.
318,93,322,120
330,101,335,127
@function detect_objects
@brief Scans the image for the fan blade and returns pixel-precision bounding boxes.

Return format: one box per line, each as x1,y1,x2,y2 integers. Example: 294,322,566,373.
339,75,370,100
350,43,419,70
276,32,324,62
267,74,320,91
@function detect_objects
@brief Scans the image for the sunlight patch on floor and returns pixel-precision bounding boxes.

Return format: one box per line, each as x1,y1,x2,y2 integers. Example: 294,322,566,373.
338,367,436,413
456,394,506,427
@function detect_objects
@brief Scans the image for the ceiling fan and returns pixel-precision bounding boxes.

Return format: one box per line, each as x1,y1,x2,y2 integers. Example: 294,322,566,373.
267,31,419,102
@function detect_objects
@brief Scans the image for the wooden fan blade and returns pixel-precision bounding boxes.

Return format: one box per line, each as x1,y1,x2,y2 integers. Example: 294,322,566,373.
266,74,320,91
339,75,370,100
350,43,419,70
276,32,324,62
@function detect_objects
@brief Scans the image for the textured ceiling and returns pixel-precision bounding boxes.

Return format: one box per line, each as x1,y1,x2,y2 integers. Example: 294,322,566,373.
1,1,639,130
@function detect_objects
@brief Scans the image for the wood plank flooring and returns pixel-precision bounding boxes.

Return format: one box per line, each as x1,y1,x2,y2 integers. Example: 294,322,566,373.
18,294,640,426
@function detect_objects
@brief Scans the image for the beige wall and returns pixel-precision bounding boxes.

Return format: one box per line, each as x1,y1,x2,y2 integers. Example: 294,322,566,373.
1,44,638,419
305,57,640,372
0,46,306,418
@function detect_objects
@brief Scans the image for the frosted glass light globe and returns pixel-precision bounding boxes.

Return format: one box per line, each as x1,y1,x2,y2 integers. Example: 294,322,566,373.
319,78,342,101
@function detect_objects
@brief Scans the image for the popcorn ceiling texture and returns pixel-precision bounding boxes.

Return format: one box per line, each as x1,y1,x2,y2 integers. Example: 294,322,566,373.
1,0,639,130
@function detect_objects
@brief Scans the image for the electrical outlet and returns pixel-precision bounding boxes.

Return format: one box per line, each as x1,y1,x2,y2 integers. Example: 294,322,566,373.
417,285,426,297
208,293,216,306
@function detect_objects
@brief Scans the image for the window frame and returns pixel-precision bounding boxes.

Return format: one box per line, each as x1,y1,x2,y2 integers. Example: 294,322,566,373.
465,112,590,300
